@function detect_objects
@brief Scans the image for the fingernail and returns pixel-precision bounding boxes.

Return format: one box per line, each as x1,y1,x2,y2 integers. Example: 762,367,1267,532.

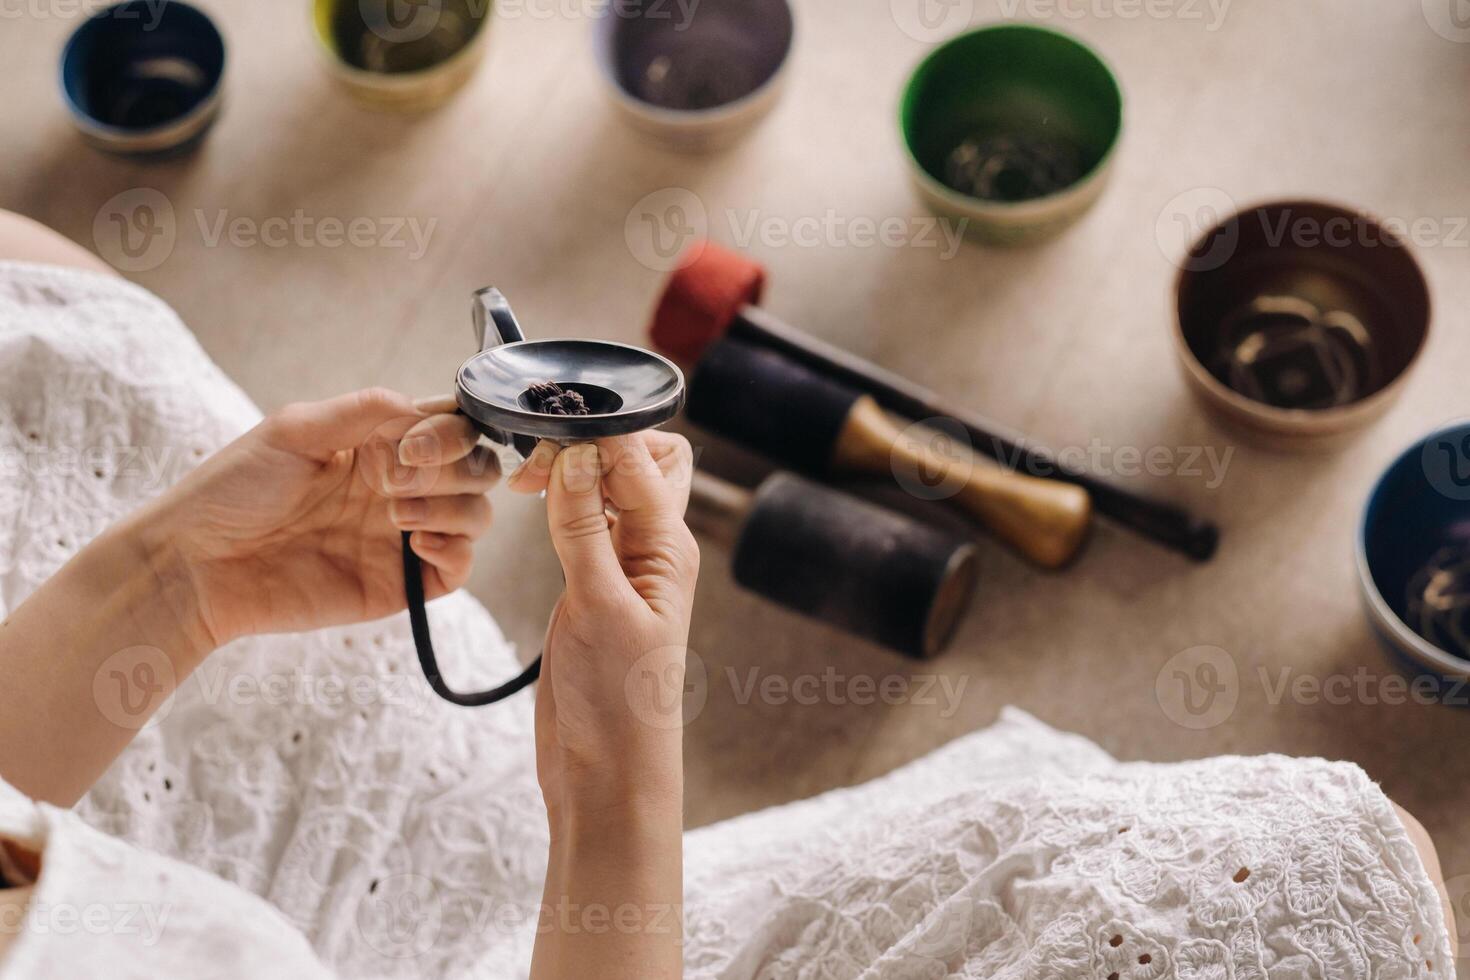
415,531,446,550
399,434,434,464
561,444,600,493
413,395,449,412
392,498,428,525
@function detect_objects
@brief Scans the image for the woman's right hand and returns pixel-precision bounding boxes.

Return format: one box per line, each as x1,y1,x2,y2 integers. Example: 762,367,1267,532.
509,432,698,821
509,432,697,980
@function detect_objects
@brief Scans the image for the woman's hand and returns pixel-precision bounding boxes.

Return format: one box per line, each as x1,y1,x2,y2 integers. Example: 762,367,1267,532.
147,389,499,647
508,432,698,980
0,388,498,805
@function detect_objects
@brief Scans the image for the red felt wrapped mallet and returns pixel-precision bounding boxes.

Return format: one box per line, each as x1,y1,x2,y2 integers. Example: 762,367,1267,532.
649,240,1219,562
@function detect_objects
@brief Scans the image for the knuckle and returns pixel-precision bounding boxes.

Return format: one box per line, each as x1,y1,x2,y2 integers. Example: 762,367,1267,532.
356,386,402,413
559,511,610,539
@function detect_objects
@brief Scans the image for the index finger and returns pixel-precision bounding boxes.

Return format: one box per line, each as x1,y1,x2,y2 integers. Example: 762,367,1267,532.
597,432,689,528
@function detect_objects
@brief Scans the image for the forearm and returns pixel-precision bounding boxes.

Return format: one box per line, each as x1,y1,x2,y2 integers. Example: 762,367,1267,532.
531,782,685,980
0,506,212,805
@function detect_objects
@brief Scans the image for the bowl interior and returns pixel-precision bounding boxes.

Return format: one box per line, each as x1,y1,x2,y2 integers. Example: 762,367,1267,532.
62,0,224,131
1363,423,1470,666
458,339,684,440
1177,202,1429,413
595,0,793,112
314,0,488,75
901,25,1121,204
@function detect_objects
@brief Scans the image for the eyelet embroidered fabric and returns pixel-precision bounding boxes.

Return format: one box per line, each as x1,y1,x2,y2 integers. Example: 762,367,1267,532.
0,261,1453,979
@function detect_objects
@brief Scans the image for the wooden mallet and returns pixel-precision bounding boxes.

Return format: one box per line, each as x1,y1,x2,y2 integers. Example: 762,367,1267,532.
687,336,1093,569
650,239,1220,561
689,469,978,659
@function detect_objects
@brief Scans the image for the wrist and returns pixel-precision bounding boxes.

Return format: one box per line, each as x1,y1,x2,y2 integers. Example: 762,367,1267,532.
547,756,683,844
115,504,221,659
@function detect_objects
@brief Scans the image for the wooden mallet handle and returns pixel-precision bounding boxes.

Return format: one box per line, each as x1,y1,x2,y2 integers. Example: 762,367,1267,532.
834,397,1092,569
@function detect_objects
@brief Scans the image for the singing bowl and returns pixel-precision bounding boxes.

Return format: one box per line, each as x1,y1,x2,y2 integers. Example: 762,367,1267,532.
1358,420,1470,690
456,339,685,442
60,0,226,155
900,23,1123,246
1175,200,1430,451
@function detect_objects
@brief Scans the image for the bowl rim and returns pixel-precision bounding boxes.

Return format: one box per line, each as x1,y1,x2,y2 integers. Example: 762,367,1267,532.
1355,418,1470,679
59,0,226,141
1171,197,1433,431
897,21,1124,216
309,0,493,86
456,338,687,439
590,0,796,125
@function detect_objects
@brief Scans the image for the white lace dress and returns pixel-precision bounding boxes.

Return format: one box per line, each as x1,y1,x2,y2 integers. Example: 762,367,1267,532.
0,260,1452,979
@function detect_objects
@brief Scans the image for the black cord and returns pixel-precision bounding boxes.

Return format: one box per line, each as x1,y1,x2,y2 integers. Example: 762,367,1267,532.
402,531,541,706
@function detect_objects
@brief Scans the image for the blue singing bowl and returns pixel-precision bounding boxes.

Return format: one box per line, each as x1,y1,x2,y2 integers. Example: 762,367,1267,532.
1358,421,1470,688
60,0,225,155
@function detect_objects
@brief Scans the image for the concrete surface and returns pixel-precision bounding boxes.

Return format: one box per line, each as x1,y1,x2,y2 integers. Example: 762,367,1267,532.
4,0,1470,953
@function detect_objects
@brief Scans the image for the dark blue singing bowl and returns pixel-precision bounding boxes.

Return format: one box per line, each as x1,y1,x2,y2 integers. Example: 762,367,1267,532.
60,0,225,155
1358,421,1470,689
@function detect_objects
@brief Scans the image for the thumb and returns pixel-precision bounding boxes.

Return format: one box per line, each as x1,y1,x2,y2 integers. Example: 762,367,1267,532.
546,444,636,607
266,388,420,461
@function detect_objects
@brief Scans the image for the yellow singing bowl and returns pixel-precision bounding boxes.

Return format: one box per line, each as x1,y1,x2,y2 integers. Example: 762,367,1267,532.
312,0,492,111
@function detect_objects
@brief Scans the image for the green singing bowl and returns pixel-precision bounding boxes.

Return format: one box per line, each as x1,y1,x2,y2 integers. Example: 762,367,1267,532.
900,24,1123,247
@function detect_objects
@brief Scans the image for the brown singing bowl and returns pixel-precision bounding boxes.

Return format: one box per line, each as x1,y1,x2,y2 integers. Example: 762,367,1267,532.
1173,200,1430,451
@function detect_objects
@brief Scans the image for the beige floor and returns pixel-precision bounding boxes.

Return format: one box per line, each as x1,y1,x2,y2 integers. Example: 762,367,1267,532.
6,0,1470,953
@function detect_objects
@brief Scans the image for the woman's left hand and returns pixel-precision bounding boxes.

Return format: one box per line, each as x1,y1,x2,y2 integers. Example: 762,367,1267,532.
143,388,499,647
